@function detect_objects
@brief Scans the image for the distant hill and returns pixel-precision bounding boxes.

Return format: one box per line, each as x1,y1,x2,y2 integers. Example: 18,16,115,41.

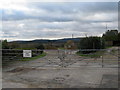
10,38,82,44
55,38,81,43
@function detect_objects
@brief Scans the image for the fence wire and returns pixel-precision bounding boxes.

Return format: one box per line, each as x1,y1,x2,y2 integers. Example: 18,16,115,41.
1,48,119,68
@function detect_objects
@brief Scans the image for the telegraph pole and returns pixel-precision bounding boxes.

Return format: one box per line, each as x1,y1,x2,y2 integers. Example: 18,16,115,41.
72,34,74,38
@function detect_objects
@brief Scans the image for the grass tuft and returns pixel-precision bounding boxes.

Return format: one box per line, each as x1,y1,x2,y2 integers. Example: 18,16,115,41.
76,50,105,58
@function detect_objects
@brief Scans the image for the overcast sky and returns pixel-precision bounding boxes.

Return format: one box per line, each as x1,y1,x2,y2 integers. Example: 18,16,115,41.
0,1,118,41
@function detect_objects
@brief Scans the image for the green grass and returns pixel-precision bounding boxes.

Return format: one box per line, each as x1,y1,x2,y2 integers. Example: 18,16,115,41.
105,46,113,49
58,47,65,50
76,50,105,58
20,52,46,61
14,48,36,50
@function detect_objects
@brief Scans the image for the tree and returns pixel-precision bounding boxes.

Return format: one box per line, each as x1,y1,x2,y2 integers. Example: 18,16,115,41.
0,40,2,49
2,40,9,49
35,44,45,54
118,32,120,41
35,44,45,50
102,30,118,41
79,36,105,53
64,40,76,49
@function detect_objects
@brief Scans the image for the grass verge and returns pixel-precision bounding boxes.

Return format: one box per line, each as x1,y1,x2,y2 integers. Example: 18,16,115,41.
20,52,46,61
76,50,105,58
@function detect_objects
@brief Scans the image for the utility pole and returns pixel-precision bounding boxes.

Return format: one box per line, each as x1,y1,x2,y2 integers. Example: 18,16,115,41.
72,34,73,38
85,34,87,37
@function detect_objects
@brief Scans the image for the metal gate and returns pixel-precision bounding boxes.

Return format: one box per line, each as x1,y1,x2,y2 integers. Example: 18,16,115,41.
1,48,119,68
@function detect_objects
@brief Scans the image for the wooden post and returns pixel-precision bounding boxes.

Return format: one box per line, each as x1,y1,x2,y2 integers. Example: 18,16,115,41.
102,56,104,68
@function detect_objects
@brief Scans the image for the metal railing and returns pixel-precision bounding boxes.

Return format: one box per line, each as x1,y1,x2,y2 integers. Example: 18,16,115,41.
1,48,119,68
57,49,119,68
1,49,43,66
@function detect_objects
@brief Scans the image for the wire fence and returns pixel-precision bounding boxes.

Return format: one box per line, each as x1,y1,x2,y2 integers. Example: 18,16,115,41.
1,48,119,68
58,48,118,68
1,49,43,66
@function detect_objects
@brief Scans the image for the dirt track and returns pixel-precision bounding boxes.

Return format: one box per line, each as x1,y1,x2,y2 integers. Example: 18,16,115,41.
2,47,119,88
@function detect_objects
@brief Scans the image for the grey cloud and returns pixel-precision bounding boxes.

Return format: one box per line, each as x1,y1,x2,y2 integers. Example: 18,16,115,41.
1,2,118,40
2,2,118,22
2,9,74,22
28,2,118,14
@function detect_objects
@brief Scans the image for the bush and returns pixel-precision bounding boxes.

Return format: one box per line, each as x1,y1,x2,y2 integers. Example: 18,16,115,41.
35,44,45,50
79,36,105,54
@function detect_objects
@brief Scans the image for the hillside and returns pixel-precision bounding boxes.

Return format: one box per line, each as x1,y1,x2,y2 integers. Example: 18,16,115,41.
10,38,82,44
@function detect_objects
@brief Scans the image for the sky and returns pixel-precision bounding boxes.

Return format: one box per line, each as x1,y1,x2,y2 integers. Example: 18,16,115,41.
0,0,118,41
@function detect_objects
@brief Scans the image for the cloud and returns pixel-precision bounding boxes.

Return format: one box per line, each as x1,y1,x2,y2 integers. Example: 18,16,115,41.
1,2,118,41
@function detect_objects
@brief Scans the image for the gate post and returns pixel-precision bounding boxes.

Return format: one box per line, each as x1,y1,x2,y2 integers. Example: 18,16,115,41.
102,55,104,68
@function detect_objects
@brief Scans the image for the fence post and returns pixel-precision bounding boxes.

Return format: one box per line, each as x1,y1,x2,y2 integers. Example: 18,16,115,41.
118,47,120,68
102,55,104,68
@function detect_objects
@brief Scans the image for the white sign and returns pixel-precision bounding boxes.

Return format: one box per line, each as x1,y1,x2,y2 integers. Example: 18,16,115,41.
23,50,32,57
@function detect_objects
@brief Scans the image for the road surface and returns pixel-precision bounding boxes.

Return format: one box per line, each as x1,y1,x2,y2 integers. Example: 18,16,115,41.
2,47,119,88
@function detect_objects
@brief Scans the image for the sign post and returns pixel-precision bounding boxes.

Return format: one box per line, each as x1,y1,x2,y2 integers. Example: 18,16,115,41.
23,50,32,57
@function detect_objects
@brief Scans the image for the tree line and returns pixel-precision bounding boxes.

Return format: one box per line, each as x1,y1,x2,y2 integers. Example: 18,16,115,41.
1,30,119,51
